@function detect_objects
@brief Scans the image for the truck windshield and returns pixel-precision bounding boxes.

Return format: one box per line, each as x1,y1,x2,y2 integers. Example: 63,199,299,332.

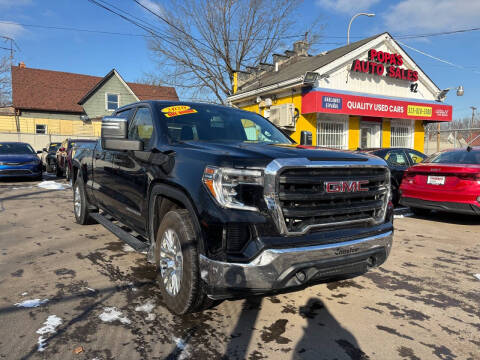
162,104,293,145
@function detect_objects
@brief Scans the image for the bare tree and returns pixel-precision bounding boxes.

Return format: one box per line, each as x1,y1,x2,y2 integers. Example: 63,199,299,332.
140,0,319,103
0,56,11,106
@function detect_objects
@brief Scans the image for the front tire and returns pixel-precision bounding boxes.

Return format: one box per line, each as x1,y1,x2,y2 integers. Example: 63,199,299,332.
73,175,93,225
155,209,213,315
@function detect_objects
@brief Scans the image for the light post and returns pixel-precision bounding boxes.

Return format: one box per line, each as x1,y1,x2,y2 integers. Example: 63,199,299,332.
347,13,375,45
435,86,464,151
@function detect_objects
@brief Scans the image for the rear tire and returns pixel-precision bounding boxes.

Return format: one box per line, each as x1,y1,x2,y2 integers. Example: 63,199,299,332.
73,174,94,225
411,207,430,216
56,164,63,178
155,209,214,315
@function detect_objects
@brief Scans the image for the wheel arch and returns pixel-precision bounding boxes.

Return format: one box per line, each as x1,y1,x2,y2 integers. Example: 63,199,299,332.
148,182,205,259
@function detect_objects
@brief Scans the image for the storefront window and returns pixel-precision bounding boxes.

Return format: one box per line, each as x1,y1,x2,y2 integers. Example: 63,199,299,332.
391,119,413,148
316,115,348,149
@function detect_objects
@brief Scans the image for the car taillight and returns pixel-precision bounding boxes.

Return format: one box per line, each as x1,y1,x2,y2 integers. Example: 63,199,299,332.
457,173,480,182
403,172,416,184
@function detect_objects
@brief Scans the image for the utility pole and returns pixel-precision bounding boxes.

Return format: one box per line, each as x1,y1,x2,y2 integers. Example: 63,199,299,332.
0,36,14,64
470,106,477,129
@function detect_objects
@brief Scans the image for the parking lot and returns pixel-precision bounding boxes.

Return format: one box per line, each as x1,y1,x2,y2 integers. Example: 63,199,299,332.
0,177,479,360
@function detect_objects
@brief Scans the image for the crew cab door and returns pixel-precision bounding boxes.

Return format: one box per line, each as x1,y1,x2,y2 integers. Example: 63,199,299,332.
92,108,133,214
113,106,154,234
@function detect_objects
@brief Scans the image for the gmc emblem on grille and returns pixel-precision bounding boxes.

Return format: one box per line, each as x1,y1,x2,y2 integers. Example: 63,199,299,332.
324,180,369,193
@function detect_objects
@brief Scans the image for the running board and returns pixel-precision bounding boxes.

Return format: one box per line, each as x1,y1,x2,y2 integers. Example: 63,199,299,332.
90,213,149,252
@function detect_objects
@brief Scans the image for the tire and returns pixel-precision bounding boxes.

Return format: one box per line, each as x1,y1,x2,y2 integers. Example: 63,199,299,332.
56,164,63,178
73,174,93,225
411,207,430,216
66,166,71,182
155,209,213,315
46,162,52,173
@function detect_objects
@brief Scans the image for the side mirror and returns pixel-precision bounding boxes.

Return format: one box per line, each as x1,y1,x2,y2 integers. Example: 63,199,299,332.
102,116,127,139
101,116,143,151
36,150,43,154
102,139,143,151
300,131,312,146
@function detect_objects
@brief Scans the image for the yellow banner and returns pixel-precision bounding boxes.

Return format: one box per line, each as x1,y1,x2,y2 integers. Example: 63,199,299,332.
407,105,432,117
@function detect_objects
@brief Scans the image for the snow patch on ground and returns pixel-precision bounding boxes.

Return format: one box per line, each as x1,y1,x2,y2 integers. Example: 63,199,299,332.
99,307,131,324
36,315,62,352
173,337,191,360
37,181,70,190
394,212,414,219
474,274,480,281
86,287,96,293
14,298,48,308
21,292,28,296
123,244,135,252
135,300,156,320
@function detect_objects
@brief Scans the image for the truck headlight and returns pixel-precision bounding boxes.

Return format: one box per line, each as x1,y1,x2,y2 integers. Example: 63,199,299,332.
203,166,263,211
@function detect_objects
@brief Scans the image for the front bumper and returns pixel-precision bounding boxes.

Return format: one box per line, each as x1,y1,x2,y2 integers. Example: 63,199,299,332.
0,165,42,178
400,197,480,215
200,230,393,299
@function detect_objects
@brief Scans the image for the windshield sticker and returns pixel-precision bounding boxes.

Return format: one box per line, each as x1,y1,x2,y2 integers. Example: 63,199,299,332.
161,105,197,118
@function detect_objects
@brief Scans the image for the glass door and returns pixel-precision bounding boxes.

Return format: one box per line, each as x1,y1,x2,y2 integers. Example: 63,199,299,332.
360,122,381,148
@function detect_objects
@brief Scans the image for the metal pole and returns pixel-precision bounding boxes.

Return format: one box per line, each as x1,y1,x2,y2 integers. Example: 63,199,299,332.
436,123,440,152
347,13,375,45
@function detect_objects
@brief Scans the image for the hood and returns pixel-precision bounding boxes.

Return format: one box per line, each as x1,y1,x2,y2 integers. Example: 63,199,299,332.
0,153,39,163
176,141,375,167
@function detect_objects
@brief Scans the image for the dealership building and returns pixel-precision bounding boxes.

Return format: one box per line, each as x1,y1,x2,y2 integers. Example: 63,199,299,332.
228,32,453,153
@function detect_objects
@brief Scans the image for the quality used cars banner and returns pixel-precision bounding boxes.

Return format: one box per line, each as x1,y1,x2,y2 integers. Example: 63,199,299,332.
302,88,452,121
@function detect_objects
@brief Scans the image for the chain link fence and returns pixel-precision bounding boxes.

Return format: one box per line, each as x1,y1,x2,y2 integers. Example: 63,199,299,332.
424,128,480,155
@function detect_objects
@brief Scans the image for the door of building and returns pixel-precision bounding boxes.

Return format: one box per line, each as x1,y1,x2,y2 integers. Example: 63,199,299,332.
360,122,381,148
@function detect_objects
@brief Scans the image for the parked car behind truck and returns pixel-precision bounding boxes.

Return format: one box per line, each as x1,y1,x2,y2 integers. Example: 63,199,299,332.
72,101,394,314
400,147,480,215
41,142,61,173
0,142,43,180
357,147,426,204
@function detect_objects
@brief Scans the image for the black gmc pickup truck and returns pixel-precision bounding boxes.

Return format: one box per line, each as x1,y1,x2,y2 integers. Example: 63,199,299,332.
72,101,393,314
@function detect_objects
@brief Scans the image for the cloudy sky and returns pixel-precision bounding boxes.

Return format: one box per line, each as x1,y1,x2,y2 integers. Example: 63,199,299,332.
0,0,478,119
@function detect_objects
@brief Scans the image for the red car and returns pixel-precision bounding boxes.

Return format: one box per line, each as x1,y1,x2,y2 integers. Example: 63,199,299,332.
399,147,480,216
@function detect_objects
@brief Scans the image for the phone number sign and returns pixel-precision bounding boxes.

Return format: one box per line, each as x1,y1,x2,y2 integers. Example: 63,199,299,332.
302,89,452,121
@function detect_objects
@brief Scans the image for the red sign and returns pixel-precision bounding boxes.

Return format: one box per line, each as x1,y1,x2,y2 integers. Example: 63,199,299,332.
302,90,452,122
351,49,418,82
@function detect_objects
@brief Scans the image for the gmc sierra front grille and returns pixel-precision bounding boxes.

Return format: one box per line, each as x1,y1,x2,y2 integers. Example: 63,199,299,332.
277,167,389,234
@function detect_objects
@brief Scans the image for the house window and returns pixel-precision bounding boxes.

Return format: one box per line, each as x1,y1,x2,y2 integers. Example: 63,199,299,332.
36,124,47,134
391,119,414,148
316,114,348,149
106,93,119,111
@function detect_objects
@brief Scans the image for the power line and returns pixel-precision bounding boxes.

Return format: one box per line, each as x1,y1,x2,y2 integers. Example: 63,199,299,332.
396,40,480,75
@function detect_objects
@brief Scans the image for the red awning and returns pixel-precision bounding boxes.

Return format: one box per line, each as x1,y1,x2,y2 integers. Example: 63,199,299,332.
302,89,452,122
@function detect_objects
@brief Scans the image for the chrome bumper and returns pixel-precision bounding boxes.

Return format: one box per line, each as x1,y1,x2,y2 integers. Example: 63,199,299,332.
199,231,393,298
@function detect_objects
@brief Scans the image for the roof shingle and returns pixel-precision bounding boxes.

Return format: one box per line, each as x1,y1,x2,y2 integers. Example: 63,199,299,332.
236,33,384,94
11,66,178,113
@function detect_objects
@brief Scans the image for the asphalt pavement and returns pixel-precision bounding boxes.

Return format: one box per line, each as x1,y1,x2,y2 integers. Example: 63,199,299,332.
0,177,479,360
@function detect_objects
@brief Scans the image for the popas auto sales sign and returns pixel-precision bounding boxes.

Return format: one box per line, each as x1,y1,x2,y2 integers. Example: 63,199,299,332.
351,49,418,82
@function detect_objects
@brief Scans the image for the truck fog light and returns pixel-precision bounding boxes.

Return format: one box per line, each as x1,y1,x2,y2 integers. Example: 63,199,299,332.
295,270,306,283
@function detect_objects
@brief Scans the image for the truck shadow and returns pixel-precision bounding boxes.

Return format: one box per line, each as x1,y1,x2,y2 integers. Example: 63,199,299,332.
293,298,369,360
411,211,479,225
